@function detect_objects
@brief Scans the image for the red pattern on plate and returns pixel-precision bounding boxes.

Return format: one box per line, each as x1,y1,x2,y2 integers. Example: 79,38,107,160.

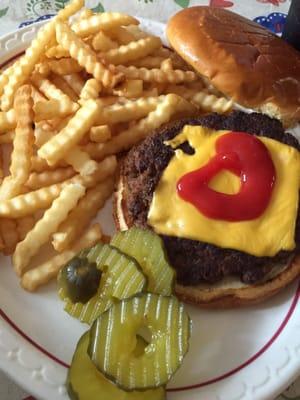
209,0,234,7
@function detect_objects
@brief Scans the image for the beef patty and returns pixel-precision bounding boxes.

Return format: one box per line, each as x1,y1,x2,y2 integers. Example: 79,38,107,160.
120,111,300,286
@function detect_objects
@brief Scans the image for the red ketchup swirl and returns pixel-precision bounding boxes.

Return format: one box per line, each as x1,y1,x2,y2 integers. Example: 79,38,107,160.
177,132,276,221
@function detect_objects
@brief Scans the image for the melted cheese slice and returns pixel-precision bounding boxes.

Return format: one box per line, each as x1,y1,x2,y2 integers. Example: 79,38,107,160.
148,126,300,257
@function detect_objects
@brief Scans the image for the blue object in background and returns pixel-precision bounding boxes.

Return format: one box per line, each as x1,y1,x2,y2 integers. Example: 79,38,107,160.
254,12,287,34
19,14,55,29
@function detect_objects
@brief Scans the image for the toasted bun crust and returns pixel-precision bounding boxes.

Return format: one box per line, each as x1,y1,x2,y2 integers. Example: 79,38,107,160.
167,7,300,125
114,176,300,308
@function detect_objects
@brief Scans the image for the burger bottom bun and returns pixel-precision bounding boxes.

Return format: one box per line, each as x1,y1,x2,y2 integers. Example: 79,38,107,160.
114,176,300,308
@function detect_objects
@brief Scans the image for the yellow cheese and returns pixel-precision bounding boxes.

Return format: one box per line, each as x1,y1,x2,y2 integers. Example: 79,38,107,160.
148,126,300,257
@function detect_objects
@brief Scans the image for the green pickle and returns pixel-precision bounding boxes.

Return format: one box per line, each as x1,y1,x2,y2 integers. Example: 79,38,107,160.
58,251,101,304
58,243,147,324
89,293,191,391
111,227,175,295
67,331,166,400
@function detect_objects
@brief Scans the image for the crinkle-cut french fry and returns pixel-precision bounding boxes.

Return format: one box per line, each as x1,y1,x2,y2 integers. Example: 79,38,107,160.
0,230,4,251
100,37,162,65
0,132,14,144
90,125,111,143
161,58,173,72
154,47,190,70
0,218,19,255
129,56,165,69
17,216,35,241
33,62,50,77
191,92,233,113
53,178,114,252
34,99,79,122
92,31,118,52
31,155,68,172
46,45,70,59
124,25,151,40
76,8,94,21
63,73,85,96
0,182,65,218
71,155,117,188
56,22,121,88
21,224,102,292
31,85,47,104
47,58,83,75
0,61,20,97
49,74,79,102
79,79,102,103
31,73,76,108
112,79,143,98
95,96,165,125
0,109,16,134
65,146,98,176
164,84,204,99
116,65,197,84
13,183,86,276
26,167,75,190
83,94,196,160
38,99,99,166
34,122,55,148
0,85,34,201
105,26,137,45
72,13,138,38
0,0,84,111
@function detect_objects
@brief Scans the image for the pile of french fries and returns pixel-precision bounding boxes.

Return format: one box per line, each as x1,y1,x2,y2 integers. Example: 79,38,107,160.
0,0,232,292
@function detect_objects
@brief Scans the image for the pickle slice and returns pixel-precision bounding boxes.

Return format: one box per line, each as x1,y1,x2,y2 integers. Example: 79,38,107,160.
111,228,175,295
89,293,191,391
87,243,147,300
67,331,166,400
58,243,147,324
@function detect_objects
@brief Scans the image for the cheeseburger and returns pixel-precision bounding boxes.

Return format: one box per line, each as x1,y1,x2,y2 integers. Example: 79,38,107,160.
114,7,300,307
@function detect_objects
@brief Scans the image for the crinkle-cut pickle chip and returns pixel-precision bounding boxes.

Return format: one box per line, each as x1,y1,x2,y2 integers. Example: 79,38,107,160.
58,243,147,324
111,227,175,295
67,331,166,400
88,293,191,391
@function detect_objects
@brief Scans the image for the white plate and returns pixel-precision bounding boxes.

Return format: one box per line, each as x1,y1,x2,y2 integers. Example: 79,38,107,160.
0,19,299,400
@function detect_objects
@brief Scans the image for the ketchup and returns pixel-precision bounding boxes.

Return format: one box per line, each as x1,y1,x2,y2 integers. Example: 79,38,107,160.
177,132,276,221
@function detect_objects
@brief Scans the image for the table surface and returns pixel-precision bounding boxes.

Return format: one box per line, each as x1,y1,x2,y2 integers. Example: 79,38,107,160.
0,0,299,399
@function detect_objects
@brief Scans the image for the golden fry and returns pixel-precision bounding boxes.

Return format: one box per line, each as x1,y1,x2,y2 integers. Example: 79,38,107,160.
50,74,79,102
13,183,86,276
101,37,161,65
0,218,19,255
21,224,102,291
0,85,34,200
191,91,233,113
92,31,118,51
0,182,65,218
65,146,98,176
38,99,99,165
34,99,79,122
26,167,75,190
0,109,16,134
89,125,111,143
0,131,14,144
55,21,120,88
0,0,84,111
72,13,138,37
112,79,143,98
53,178,114,252
105,26,136,45
116,65,197,84
63,73,85,95
83,94,196,160
47,58,83,75
79,78,102,103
